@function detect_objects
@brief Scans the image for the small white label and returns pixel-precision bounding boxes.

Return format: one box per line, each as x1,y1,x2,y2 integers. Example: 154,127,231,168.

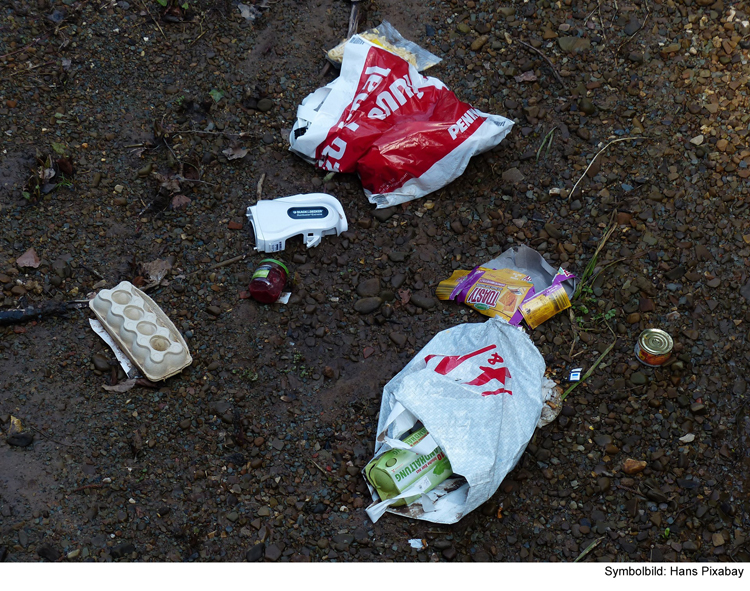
276,292,291,305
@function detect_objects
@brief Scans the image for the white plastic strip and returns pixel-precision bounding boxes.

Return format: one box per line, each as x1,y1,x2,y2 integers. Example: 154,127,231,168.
365,474,436,522
89,318,138,379
382,433,438,457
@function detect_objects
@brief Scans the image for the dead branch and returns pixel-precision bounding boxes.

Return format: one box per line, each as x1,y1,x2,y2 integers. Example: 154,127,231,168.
139,0,167,40
256,173,266,200
187,254,247,277
568,137,646,200
68,483,105,494
515,39,566,87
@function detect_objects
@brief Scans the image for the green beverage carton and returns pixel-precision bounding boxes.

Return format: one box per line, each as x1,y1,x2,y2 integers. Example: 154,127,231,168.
364,427,453,506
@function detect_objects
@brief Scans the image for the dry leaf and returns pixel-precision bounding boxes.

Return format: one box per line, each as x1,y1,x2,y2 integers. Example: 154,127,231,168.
152,171,181,194
142,258,172,283
8,415,24,435
514,71,538,83
223,147,248,160
17,248,41,268
40,166,56,182
171,194,191,210
398,289,411,305
238,3,262,21
56,157,74,176
537,385,563,428
102,379,137,393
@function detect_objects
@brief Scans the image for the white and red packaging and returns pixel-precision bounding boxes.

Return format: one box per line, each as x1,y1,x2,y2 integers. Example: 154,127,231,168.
290,33,514,208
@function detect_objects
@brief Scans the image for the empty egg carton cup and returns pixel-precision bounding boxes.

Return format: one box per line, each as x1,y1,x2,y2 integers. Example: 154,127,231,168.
89,281,192,381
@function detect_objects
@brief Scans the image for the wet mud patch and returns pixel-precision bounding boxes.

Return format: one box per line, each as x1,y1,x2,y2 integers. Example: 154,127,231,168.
0,443,62,514
0,152,34,205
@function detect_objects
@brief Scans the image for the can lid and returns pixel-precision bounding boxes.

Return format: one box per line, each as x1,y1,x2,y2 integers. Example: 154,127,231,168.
639,329,673,355
259,259,289,276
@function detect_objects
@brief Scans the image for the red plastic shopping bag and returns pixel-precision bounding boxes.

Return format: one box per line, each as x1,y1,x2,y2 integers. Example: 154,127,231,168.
290,32,513,208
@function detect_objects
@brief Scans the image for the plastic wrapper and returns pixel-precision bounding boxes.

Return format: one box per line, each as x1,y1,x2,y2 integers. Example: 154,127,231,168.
436,267,533,321
326,21,442,72
482,245,577,328
290,27,514,208
518,268,575,328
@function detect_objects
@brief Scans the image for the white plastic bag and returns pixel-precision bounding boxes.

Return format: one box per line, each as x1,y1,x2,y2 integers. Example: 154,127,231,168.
290,31,513,208
366,318,549,524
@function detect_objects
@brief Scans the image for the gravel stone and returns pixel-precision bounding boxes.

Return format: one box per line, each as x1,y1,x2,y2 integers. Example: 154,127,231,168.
354,297,382,314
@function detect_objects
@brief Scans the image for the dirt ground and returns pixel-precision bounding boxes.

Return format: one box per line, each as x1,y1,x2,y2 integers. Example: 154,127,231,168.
1,0,749,563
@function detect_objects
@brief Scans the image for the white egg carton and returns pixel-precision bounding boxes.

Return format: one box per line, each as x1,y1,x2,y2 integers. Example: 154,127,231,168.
89,281,192,381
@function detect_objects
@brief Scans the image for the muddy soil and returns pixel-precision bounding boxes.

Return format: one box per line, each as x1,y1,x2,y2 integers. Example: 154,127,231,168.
1,0,749,563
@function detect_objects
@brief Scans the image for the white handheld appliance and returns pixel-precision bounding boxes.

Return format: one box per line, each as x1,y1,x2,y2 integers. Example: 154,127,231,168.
246,193,348,253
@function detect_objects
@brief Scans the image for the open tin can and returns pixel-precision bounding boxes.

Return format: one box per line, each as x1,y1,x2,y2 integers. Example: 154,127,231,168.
635,329,673,367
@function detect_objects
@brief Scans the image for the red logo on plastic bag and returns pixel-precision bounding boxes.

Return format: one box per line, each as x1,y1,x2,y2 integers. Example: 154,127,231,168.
314,45,487,194
424,345,512,397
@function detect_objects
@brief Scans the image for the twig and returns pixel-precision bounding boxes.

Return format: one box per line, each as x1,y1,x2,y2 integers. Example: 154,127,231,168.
310,459,328,475
586,251,646,289
209,254,246,270
174,130,253,138
162,140,213,186
568,137,646,200
347,2,362,38
617,484,647,498
139,0,167,40
320,1,361,78
190,12,207,45
190,30,207,45
256,173,266,200
615,0,651,55
582,6,598,26
175,175,215,186
515,39,565,87
80,264,104,280
7,61,55,78
574,536,604,562
137,202,152,217
68,483,105,494
561,327,616,401
0,36,47,60
568,308,579,357
310,458,340,481
163,138,182,173
29,425,83,448
597,1,608,46
187,254,247,276
673,500,699,518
